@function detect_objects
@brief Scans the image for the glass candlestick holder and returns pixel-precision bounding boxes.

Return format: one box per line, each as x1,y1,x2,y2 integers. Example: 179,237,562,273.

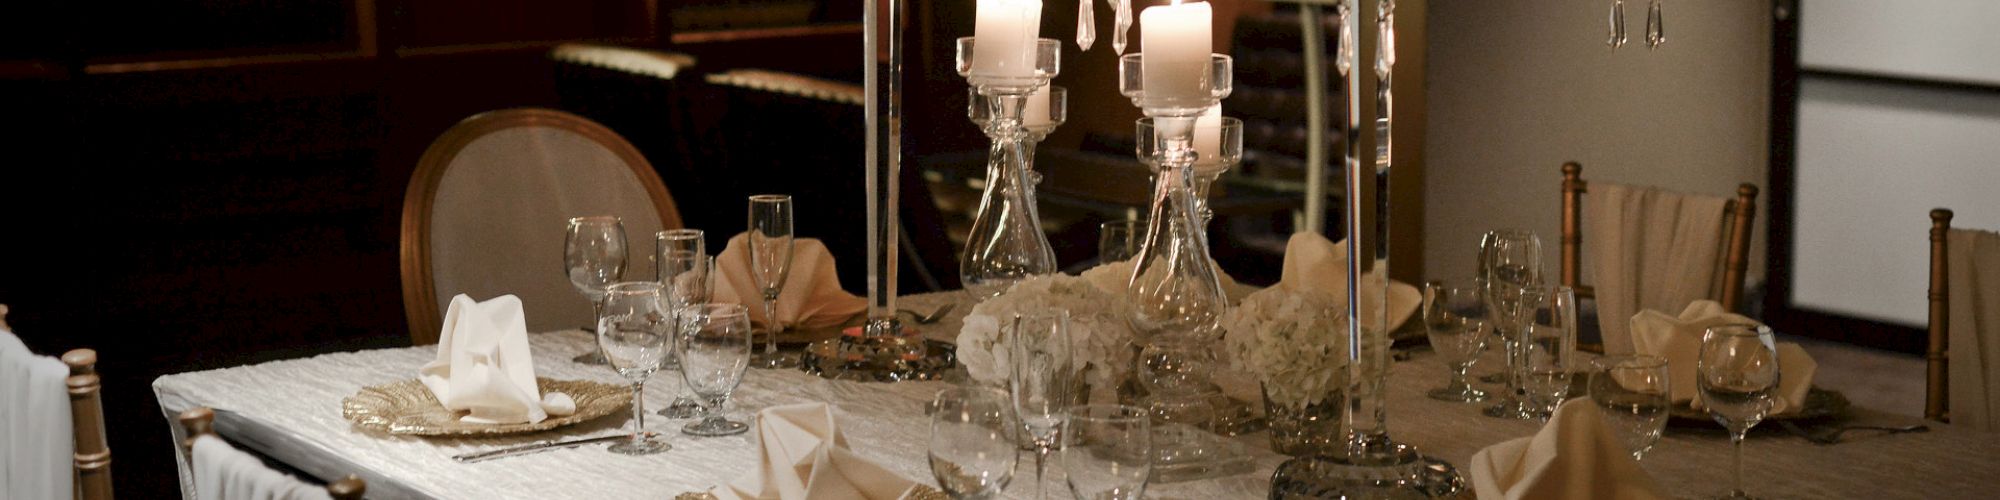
955,37,1061,300
968,85,1066,198
1137,115,1242,225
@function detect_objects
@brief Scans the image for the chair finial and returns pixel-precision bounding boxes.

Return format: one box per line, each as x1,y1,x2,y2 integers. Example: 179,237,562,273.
1562,161,1582,177
1933,208,1955,224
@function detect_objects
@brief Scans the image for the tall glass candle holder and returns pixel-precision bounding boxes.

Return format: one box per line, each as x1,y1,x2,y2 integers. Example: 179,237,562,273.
955,37,1061,300
968,85,1067,197
1137,116,1242,225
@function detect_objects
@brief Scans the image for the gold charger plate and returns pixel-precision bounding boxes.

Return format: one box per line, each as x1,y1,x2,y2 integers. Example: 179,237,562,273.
341,377,629,436
1668,386,1851,423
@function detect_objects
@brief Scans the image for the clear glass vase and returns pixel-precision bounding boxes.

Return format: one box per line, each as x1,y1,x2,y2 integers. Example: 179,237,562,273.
958,93,1058,300
1126,163,1226,344
1263,384,1342,457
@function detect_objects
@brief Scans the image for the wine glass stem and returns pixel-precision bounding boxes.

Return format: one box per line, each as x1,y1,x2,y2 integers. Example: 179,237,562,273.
762,296,780,354
1450,364,1469,391
1732,431,1746,497
631,381,647,442
1033,442,1052,500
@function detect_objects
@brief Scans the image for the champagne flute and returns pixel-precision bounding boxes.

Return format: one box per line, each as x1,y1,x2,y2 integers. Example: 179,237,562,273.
596,281,673,455
656,230,709,419
1423,278,1493,402
679,302,753,436
1518,285,1579,423
1009,310,1075,500
929,387,1018,500
1480,228,1542,419
1590,354,1670,460
566,216,627,365
1698,324,1780,500
1063,404,1151,500
747,194,798,369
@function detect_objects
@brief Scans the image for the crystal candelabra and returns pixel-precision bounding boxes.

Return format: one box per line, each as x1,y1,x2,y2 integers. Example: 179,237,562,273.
955,37,1062,300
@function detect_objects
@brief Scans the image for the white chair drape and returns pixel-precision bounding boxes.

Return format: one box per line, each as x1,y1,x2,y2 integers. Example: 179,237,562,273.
1947,227,2000,431
191,434,332,500
1,328,75,500
1584,183,1732,354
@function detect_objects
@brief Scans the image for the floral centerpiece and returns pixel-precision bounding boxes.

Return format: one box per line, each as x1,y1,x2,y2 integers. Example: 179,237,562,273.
956,273,1134,390
1220,286,1372,455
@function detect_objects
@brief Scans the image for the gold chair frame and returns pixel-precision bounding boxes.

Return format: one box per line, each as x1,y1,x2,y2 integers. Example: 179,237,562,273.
1927,208,1953,422
65,349,112,500
178,407,365,500
399,108,683,344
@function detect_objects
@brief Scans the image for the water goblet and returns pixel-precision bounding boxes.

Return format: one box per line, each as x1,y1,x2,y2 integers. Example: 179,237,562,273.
1423,278,1493,402
1698,324,1780,500
1097,219,1144,264
1063,404,1152,500
747,194,798,369
679,303,753,436
656,233,710,419
1009,310,1075,500
1518,285,1579,423
1590,354,1670,460
929,387,1018,500
567,216,627,365
1479,229,1543,419
596,281,673,455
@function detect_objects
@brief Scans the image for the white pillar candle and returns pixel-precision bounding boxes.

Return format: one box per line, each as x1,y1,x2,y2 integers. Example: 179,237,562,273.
1024,85,1052,127
1140,0,1212,101
972,0,1043,79
1194,104,1221,161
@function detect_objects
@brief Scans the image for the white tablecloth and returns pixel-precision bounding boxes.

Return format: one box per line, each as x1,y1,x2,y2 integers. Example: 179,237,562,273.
154,292,2000,499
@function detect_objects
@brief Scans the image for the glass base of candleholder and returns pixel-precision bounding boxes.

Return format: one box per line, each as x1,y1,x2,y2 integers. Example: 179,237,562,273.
1269,444,1465,500
799,324,956,382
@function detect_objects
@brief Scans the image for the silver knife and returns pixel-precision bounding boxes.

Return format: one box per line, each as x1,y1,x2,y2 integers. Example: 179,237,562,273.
452,433,652,463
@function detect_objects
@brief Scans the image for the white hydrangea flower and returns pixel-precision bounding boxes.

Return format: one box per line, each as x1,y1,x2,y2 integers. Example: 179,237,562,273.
955,273,1135,388
1222,287,1353,408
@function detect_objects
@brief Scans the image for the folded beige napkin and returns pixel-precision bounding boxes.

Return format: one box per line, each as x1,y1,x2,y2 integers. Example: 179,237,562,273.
713,233,867,331
711,403,920,500
1470,399,1669,500
1630,300,1817,415
1277,232,1422,333
418,294,563,424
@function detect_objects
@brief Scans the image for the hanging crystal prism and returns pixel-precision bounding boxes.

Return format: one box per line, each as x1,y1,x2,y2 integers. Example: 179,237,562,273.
1077,0,1096,50
1112,0,1132,54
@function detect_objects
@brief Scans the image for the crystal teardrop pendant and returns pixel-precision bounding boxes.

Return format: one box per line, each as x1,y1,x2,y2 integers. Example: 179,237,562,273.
1077,0,1097,51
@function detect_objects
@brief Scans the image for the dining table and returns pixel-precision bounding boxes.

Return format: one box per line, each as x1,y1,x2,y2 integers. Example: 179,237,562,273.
152,290,2000,499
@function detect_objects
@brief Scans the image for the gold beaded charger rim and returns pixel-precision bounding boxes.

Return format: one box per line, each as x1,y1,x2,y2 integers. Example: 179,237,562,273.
675,484,948,500
340,377,629,436
1667,386,1852,422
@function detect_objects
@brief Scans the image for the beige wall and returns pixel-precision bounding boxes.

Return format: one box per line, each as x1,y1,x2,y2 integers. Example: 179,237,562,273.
1422,0,1772,285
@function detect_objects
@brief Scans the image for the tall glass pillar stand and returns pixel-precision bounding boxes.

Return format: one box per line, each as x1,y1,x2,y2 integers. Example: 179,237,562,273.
955,42,1064,300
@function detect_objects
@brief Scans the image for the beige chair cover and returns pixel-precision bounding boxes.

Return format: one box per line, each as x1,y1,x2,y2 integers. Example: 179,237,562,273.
426,124,669,336
1948,227,2000,431
1584,183,1732,354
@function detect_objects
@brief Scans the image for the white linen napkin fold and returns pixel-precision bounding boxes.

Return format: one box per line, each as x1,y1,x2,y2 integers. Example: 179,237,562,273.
1,328,75,500
417,294,549,425
713,233,868,331
1470,399,1669,500
192,434,333,500
711,403,921,500
1277,232,1422,333
1629,300,1816,415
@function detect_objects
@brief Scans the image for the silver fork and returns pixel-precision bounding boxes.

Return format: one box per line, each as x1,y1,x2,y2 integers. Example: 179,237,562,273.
897,303,956,324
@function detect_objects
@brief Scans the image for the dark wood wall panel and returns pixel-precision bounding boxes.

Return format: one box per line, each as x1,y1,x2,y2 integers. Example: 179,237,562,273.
85,0,356,58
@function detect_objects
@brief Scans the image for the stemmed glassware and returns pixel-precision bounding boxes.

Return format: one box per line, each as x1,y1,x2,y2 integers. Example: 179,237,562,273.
1698,324,1780,500
1590,354,1670,460
595,281,673,455
747,194,798,369
1423,278,1492,402
1008,310,1075,500
679,303,753,436
928,387,1018,500
1063,404,1153,500
1097,219,1144,264
1480,228,1543,419
655,229,710,419
1517,285,1579,423
566,216,627,365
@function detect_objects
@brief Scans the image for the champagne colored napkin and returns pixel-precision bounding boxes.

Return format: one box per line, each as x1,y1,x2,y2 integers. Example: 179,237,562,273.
711,403,921,500
1277,232,1422,333
417,294,550,425
1469,399,1669,500
713,233,867,331
1629,300,1817,415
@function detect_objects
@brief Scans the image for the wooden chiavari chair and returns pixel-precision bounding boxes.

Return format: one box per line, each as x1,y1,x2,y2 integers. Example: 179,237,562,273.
1929,208,1953,423
178,407,365,500
64,349,113,500
1560,162,1760,352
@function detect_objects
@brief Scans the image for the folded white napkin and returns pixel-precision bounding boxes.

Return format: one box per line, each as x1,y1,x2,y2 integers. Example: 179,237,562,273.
1629,300,1817,415
1470,399,1668,500
1277,232,1422,333
417,294,551,425
1,329,74,500
192,434,333,500
711,403,920,500
713,234,868,331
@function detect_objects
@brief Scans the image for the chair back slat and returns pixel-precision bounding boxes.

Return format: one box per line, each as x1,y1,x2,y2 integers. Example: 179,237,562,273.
1928,208,1954,422
64,349,113,500
1560,161,1587,296
1718,184,1760,310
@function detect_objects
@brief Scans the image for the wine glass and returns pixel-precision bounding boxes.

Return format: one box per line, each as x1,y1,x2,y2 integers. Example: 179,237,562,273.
1590,354,1670,460
1480,228,1542,419
747,194,797,369
1097,219,1144,264
595,281,673,455
928,387,1018,500
656,230,709,419
1423,278,1493,402
1063,404,1152,500
566,216,627,365
1008,310,1075,500
1518,285,1579,423
678,303,753,436
1698,324,1780,500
